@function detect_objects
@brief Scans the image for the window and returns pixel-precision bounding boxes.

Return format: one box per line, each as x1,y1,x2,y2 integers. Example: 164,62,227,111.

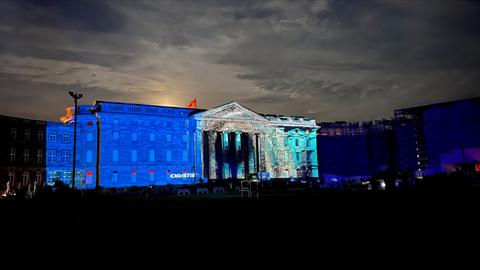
149,150,155,162
63,133,70,143
296,152,300,162
37,131,43,141
10,128,16,140
8,172,15,183
113,150,119,162
24,130,30,141
87,133,93,142
9,148,15,162
48,150,56,163
36,171,42,184
284,138,288,146
23,149,29,163
182,134,188,143
182,150,188,162
132,132,137,142
149,170,155,183
112,171,118,184
285,152,289,162
113,132,119,140
22,172,29,186
166,134,172,142
113,119,119,125
36,150,43,163
61,150,69,163
149,133,155,141
131,150,137,162
86,151,93,163
131,170,137,183
49,132,57,142
306,139,310,147
166,150,172,162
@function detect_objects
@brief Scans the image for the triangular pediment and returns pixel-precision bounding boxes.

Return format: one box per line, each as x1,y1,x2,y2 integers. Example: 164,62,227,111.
202,102,268,122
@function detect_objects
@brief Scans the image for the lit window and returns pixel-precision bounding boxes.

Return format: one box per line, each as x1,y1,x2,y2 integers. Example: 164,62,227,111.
182,134,188,143
63,133,70,143
131,170,137,183
87,133,93,142
61,150,69,163
131,150,137,162
166,134,172,142
48,150,56,163
49,132,57,142
149,150,155,162
182,150,188,162
113,132,119,140
113,150,119,162
149,133,155,141
112,171,118,184
86,151,93,163
24,130,30,141
10,148,16,162
166,151,172,162
23,149,29,163
149,170,155,183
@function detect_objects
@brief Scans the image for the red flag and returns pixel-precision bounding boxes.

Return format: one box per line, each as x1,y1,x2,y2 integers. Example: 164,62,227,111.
187,98,196,108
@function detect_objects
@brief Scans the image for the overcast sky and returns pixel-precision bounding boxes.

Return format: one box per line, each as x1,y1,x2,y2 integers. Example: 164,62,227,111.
0,0,479,122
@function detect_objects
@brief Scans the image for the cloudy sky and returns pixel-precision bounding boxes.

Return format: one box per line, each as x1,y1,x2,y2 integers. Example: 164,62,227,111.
0,0,479,122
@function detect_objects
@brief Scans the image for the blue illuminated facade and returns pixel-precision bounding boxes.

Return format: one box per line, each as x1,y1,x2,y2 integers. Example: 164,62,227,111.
394,97,480,176
45,101,319,188
317,120,394,183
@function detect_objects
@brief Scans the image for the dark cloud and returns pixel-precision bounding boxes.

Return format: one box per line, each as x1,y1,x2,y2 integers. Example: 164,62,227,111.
0,0,479,121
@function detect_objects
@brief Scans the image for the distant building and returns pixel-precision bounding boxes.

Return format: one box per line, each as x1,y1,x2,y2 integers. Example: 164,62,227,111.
317,120,394,183
0,115,46,194
46,101,318,188
394,97,480,176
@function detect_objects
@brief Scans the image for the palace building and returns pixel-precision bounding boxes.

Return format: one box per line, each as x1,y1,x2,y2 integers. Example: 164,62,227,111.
46,101,319,188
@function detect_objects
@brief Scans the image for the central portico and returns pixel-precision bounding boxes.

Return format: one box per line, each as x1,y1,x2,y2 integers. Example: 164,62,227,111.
196,102,272,180
194,102,319,181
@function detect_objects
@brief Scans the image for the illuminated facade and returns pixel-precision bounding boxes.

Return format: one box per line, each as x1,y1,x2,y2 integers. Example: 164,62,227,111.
317,120,394,183
46,101,318,188
394,97,480,176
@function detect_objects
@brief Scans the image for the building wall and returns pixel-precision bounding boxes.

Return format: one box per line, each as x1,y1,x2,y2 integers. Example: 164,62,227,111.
394,97,480,175
46,107,97,189
0,115,46,193
317,121,394,181
96,102,201,188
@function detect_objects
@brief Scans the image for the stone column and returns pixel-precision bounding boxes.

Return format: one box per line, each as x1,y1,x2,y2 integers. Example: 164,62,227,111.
241,132,250,179
255,133,260,174
208,131,217,180
215,131,224,180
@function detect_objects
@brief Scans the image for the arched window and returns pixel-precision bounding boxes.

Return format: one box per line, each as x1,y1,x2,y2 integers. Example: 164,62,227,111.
22,171,29,186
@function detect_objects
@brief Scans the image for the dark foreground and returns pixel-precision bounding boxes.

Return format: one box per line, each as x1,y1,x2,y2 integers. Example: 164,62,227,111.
2,189,479,239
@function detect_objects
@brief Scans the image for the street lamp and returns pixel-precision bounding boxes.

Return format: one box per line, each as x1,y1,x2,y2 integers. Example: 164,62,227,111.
90,106,101,191
69,91,83,189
